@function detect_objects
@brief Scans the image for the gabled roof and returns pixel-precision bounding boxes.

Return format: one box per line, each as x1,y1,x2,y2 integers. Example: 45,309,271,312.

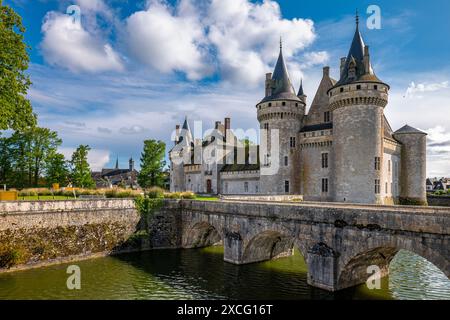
394,125,427,135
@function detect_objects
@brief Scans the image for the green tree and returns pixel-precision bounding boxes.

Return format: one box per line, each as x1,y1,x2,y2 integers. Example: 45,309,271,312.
138,140,166,189
0,1,36,130
70,145,95,188
7,127,61,187
45,152,69,187
0,135,13,186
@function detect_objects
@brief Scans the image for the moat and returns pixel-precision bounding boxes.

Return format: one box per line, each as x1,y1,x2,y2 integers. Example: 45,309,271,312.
0,247,448,300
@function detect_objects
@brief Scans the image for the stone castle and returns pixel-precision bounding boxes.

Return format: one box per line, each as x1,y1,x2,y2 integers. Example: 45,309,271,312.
169,17,427,205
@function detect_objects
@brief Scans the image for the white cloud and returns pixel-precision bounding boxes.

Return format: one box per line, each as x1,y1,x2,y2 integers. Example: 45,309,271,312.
59,147,110,171
405,81,449,98
125,0,212,80
41,11,124,73
424,125,450,177
124,0,319,84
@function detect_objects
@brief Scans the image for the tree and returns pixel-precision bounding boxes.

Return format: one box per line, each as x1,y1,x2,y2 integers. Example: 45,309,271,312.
45,152,69,187
0,1,36,130
7,127,61,187
70,145,95,188
138,140,166,189
0,135,13,186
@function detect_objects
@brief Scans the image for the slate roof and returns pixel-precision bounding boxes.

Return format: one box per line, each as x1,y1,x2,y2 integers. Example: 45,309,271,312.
259,43,301,103
300,122,333,133
394,125,426,135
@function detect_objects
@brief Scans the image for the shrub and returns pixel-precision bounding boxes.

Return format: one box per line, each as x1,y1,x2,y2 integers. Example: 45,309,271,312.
181,191,195,199
0,246,28,269
164,192,181,199
146,186,165,199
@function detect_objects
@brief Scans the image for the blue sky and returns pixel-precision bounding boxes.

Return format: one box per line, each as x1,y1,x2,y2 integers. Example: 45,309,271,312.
4,0,450,175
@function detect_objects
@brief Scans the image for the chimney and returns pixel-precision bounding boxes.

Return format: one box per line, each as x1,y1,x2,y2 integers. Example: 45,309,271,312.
215,121,221,130
363,45,370,74
265,73,272,97
129,157,134,171
323,66,330,77
224,117,231,141
175,124,180,145
340,57,346,76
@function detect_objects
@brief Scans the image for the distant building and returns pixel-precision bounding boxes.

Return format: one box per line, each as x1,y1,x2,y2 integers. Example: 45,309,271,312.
169,14,428,205
426,178,434,192
431,178,450,192
92,157,139,189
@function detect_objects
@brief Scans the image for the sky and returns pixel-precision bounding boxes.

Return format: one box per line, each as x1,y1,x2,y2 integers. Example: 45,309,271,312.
4,0,450,176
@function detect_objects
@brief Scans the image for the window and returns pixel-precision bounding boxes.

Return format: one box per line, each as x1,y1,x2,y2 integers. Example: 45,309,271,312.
282,101,286,106
268,103,272,107
374,85,378,90
388,160,391,172
375,179,381,194
385,182,388,194
295,103,298,107
244,182,249,193
264,154,270,166
284,180,290,193
284,156,289,166
324,111,331,123
290,137,296,148
340,87,344,93
375,157,381,170
322,178,329,193
263,123,269,130
255,185,259,193
322,153,329,169
356,85,361,90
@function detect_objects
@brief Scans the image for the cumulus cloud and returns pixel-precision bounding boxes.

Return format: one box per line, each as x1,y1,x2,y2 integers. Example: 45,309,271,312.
124,0,318,84
59,147,110,171
97,127,112,134
41,11,124,73
125,0,212,80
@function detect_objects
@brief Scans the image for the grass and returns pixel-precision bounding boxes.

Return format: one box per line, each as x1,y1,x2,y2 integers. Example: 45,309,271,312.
194,195,219,201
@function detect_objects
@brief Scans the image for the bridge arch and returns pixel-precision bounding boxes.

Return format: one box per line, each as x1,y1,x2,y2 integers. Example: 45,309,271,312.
241,229,308,265
182,221,222,248
337,241,449,290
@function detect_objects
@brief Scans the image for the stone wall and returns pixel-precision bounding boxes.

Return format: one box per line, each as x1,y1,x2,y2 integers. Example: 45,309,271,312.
0,199,182,272
428,196,450,207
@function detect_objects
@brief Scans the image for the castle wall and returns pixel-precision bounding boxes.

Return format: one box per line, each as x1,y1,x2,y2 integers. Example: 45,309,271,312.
220,171,260,194
299,130,333,201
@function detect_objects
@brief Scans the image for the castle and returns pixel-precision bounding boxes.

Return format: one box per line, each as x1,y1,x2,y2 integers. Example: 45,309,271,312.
169,17,427,205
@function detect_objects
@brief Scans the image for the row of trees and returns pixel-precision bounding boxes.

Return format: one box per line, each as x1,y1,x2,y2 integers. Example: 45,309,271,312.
0,127,95,188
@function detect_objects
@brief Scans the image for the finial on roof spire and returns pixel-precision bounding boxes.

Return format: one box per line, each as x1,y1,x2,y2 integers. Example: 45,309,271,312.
355,9,359,27
280,36,282,50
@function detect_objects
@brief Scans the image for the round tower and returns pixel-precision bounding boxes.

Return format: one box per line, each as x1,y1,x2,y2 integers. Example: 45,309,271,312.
256,40,305,194
328,16,389,204
393,125,427,205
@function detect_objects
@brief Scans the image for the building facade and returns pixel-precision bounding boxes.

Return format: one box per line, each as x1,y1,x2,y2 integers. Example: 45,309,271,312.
169,17,427,205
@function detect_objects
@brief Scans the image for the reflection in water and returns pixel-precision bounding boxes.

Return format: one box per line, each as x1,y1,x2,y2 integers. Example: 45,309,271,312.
0,247,448,300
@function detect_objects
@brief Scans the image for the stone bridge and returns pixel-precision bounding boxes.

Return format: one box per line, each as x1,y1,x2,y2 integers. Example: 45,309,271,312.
164,200,450,291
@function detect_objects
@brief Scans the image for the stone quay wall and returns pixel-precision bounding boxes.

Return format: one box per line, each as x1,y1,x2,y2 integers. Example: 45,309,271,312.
427,196,450,207
0,199,181,272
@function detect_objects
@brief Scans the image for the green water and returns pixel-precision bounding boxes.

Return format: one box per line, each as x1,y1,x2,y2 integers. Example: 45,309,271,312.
0,248,448,300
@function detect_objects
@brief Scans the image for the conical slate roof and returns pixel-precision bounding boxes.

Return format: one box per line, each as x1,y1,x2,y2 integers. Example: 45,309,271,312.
178,116,193,145
335,14,382,86
297,79,305,97
260,42,301,103
394,125,426,135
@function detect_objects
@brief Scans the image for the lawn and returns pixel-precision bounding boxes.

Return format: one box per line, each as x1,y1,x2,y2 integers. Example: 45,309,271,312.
194,195,219,201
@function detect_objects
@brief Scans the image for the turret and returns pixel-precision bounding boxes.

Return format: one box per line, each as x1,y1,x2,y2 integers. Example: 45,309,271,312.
328,13,390,204
297,79,307,104
256,39,304,194
393,125,427,205
129,157,135,171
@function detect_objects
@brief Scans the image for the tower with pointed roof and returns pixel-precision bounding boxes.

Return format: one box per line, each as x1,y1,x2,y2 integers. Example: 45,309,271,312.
256,39,305,194
328,12,390,204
